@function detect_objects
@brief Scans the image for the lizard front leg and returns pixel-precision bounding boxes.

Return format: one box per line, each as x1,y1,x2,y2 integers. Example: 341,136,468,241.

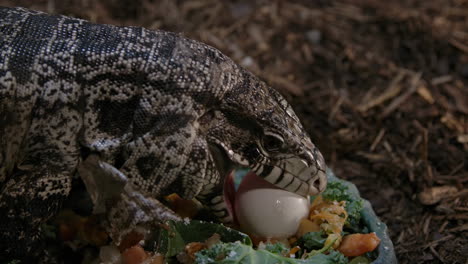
165,135,233,223
0,87,81,260
197,170,232,224
194,144,234,224
78,154,181,245
0,167,72,258
80,106,207,241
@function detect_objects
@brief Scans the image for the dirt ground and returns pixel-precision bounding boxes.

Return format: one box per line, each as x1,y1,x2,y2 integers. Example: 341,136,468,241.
1,0,467,263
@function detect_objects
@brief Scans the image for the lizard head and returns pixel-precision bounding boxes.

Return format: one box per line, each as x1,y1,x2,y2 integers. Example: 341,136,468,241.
206,69,327,199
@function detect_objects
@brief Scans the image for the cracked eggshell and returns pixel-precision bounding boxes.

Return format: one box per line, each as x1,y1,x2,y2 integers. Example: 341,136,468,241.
234,172,310,239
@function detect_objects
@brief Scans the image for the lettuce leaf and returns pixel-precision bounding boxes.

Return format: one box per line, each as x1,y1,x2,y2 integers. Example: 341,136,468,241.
147,220,251,257
299,231,327,250
195,242,348,264
148,220,348,264
263,242,290,255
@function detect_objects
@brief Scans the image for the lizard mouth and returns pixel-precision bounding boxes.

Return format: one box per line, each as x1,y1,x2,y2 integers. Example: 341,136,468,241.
222,164,327,226
209,144,327,224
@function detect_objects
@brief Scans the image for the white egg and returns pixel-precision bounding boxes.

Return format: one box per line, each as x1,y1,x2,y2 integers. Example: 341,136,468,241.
234,187,310,238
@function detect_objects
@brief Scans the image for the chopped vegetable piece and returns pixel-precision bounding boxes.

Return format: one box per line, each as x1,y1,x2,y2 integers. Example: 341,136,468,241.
300,231,327,250
149,220,250,258
288,237,298,245
164,193,199,218
185,242,207,261
58,223,77,241
195,242,349,264
205,233,221,248
54,209,108,246
321,181,363,229
81,216,109,246
118,231,145,252
337,233,381,257
307,195,347,248
100,245,122,263
122,245,148,264
349,256,371,264
54,210,85,241
263,242,289,255
288,246,301,256
149,254,165,264
296,218,321,237
309,196,347,235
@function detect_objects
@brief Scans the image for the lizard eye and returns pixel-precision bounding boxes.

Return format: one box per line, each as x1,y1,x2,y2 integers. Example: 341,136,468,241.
262,133,285,153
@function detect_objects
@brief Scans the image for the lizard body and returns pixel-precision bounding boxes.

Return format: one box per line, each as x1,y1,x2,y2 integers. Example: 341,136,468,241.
0,7,327,260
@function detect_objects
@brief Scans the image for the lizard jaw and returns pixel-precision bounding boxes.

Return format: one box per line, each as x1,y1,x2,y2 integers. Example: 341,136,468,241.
208,144,327,223
250,158,327,198
222,167,326,226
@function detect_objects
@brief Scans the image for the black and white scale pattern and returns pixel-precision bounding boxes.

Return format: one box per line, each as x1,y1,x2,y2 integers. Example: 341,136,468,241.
0,7,327,260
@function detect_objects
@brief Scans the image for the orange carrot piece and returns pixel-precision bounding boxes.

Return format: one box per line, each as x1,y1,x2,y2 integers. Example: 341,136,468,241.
288,246,301,256
118,231,145,252
149,254,165,264
165,193,199,218
185,242,207,261
122,245,148,264
337,233,381,257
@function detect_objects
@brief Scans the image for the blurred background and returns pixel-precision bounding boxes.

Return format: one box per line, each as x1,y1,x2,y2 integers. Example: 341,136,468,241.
1,1,467,263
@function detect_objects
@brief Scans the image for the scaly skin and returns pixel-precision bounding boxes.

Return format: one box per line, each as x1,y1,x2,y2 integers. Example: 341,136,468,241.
0,7,327,260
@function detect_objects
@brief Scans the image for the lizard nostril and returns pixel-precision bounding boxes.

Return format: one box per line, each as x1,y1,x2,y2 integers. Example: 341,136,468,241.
309,169,327,194
312,178,321,190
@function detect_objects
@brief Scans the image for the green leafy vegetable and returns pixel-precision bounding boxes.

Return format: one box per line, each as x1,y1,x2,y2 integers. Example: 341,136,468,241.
148,220,349,264
195,242,348,264
349,256,371,264
321,181,350,202
306,234,340,258
148,220,251,257
321,181,364,229
5,260,21,264
310,250,349,264
299,231,327,250
263,242,289,255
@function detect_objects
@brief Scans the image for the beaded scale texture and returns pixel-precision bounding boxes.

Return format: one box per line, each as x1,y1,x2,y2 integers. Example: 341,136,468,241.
0,7,327,260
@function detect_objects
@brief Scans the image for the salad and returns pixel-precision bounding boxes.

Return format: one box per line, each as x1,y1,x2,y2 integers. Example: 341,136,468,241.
146,173,382,264
10,170,395,264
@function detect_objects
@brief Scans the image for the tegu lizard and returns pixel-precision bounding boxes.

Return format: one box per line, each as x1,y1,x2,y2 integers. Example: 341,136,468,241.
0,6,327,259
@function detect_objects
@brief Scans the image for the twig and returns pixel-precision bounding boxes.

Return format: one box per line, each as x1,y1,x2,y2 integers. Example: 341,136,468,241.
358,71,405,112
328,96,344,122
422,235,454,249
370,128,385,151
429,246,444,263
447,224,468,233
380,72,422,118
450,38,468,53
431,75,452,86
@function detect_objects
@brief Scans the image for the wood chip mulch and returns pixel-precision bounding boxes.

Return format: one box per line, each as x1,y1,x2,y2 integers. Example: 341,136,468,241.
2,0,467,263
